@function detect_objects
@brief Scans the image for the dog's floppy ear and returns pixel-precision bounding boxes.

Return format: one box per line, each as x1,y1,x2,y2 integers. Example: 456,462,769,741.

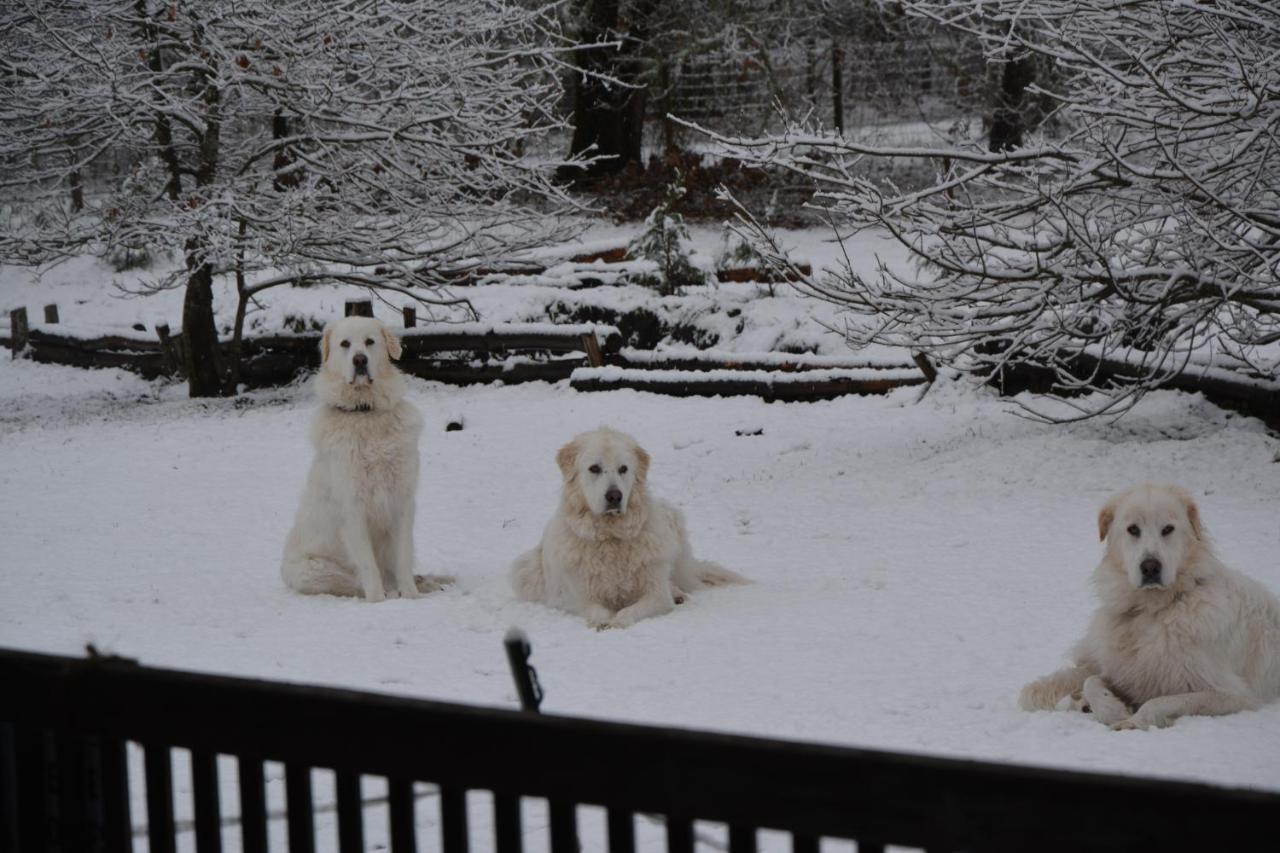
320,322,335,364
556,437,581,480
1173,486,1203,540
1097,492,1123,541
381,324,402,361
634,443,651,483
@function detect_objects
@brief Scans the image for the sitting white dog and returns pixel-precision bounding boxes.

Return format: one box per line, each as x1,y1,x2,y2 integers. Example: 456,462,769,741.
511,427,746,629
1020,484,1280,729
281,315,440,602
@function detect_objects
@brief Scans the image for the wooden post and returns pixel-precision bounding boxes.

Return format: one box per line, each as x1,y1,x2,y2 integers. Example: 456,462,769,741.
580,332,604,368
43,304,59,324
912,352,938,384
344,299,373,318
9,307,28,358
156,324,182,377
402,306,417,328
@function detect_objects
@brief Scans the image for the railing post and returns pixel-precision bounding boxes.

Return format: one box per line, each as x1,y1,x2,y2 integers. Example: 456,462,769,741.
505,631,578,853
402,306,417,328
42,304,59,324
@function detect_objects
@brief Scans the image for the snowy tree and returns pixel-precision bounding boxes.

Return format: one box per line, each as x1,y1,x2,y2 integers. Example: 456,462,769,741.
0,0,578,396
703,0,1280,419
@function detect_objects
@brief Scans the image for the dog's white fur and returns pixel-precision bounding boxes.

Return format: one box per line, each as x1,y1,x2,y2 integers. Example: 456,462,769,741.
511,427,746,629
1020,484,1280,729
281,316,433,602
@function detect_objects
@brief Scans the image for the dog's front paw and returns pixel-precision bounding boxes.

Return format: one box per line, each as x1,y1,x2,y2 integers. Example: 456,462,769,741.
364,587,387,603
1110,717,1144,731
584,604,614,631
414,574,455,594
394,584,421,600
1083,676,1132,726
1055,690,1087,712
1121,700,1176,730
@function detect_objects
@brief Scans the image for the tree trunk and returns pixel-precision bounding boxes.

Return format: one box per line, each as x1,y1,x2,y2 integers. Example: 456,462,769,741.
831,41,845,135
181,244,224,397
989,53,1035,152
565,0,651,177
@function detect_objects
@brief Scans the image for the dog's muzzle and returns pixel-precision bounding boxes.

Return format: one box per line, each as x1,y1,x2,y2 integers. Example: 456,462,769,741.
1139,557,1163,587
604,486,623,514
351,353,370,382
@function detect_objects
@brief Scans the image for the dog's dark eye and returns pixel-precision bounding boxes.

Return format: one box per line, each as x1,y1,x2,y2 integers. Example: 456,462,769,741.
1127,524,1140,537
619,465,628,474
1162,524,1174,536
588,464,601,474
365,338,374,346
340,340,350,348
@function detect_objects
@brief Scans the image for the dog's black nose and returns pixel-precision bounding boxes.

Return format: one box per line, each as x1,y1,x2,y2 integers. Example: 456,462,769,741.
605,487,622,506
352,353,368,367
1140,558,1163,586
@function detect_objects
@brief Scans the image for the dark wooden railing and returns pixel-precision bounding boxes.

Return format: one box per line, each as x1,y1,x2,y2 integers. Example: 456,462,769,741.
2,646,1277,853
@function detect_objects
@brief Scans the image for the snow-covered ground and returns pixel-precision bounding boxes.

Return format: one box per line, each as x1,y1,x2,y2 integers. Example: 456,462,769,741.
1,355,1279,851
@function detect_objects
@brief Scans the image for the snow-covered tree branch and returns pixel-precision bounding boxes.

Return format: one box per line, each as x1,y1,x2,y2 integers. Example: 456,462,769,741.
1,0,581,396
701,0,1280,419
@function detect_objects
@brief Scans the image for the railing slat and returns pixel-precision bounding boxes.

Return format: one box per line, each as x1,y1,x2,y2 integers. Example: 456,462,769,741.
493,792,522,853
857,842,885,853
143,744,176,853
440,785,469,853
190,750,221,853
54,731,89,853
97,738,132,853
548,801,577,853
791,833,819,853
14,728,52,853
0,724,19,853
727,824,757,853
388,777,415,853
606,809,635,853
335,770,364,853
665,816,694,853
285,764,315,853
236,757,268,853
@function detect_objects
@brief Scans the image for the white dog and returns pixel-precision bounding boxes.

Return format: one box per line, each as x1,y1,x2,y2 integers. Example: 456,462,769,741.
281,316,441,602
1019,484,1280,729
511,427,746,629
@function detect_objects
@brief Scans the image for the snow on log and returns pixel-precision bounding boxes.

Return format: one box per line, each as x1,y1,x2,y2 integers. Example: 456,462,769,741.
570,365,926,401
616,347,916,372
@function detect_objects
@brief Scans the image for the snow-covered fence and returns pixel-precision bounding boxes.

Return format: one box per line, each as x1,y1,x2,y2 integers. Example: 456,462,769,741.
4,304,624,388
3,647,1277,853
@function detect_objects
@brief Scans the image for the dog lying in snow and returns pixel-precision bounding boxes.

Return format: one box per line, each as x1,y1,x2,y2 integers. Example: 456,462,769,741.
511,427,746,629
281,316,447,602
1019,484,1280,729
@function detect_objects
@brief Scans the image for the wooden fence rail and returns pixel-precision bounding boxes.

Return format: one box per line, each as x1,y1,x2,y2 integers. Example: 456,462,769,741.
2,647,1277,853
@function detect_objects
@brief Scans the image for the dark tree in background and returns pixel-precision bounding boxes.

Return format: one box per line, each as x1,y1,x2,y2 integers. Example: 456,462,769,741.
566,0,660,176
1,0,576,397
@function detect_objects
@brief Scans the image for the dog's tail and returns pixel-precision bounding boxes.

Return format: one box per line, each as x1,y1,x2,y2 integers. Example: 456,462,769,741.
683,558,749,588
510,547,546,602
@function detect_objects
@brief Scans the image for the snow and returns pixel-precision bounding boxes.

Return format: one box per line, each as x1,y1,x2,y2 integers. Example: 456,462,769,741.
619,346,916,369
401,322,621,342
3,359,1279,827
572,365,926,385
